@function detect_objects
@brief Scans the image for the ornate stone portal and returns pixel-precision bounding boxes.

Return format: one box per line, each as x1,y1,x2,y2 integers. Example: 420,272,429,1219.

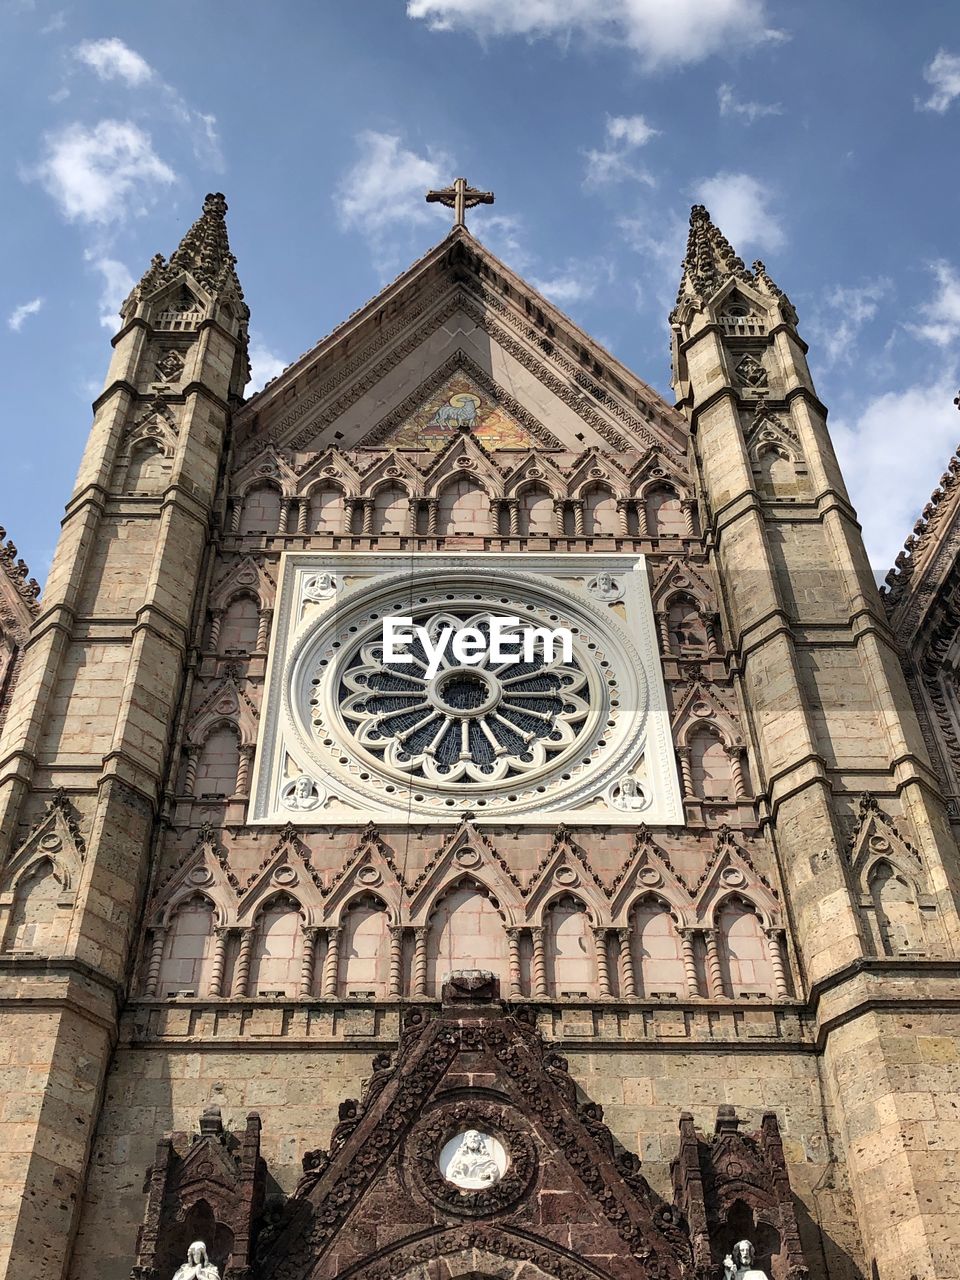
134,976,809,1280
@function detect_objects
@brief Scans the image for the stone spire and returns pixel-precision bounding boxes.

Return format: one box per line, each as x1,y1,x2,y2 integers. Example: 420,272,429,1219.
672,204,795,325
123,192,249,322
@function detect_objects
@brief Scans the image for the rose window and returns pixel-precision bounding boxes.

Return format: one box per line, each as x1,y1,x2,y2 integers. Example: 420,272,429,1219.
335,611,590,785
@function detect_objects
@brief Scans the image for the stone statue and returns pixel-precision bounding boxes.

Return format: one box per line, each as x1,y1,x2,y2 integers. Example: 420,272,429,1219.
172,1241,220,1280
281,774,323,811
608,775,648,811
586,571,623,602
303,571,338,602
444,1130,502,1188
723,1239,769,1280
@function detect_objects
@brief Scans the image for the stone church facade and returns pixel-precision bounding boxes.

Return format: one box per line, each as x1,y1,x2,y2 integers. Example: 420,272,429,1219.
0,193,959,1280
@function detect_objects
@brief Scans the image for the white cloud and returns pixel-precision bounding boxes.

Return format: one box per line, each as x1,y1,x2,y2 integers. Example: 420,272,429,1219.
694,171,785,252
71,37,223,169
75,37,153,86
84,253,135,329
40,10,66,34
717,82,782,123
529,271,597,305
584,113,658,186
917,48,960,113
833,375,960,570
334,131,452,268
247,338,289,396
7,297,44,331
407,0,784,70
809,277,892,366
910,261,960,346
28,119,176,224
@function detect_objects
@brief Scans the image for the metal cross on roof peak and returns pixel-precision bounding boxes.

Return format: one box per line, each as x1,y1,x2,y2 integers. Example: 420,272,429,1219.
425,176,495,229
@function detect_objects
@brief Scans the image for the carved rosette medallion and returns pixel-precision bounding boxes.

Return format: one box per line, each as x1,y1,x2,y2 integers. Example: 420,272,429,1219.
407,1100,537,1217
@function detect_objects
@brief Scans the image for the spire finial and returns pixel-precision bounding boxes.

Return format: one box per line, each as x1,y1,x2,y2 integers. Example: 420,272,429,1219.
426,176,495,229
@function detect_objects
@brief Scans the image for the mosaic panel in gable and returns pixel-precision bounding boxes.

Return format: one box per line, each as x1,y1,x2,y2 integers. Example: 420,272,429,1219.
381,372,535,451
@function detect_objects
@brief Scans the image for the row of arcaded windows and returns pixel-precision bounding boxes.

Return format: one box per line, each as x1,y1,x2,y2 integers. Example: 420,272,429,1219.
233,481,694,539
141,887,788,1002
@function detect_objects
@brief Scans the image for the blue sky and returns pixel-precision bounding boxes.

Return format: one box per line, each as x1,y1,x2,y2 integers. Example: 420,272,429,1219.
2,0,960,580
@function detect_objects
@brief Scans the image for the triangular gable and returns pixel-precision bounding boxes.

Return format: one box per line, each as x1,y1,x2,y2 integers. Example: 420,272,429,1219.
359,360,554,452
693,828,780,926
256,975,690,1280
186,672,259,747
609,827,693,925
209,554,277,612
406,821,523,922
234,230,688,464
0,789,85,899
323,823,404,924
523,824,609,921
848,794,923,888
650,557,715,610
238,823,324,920
149,823,240,926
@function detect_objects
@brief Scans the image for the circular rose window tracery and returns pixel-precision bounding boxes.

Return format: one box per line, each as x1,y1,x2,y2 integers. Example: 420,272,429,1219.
336,610,590,785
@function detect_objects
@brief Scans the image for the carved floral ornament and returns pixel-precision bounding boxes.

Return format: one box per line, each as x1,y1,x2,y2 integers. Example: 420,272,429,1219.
247,552,684,825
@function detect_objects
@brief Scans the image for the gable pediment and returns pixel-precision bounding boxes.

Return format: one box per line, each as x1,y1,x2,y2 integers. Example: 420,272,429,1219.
233,231,688,470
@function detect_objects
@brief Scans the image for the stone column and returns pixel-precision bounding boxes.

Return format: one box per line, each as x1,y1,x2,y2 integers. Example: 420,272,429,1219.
207,926,231,998
361,499,375,536
412,927,428,996
677,747,694,800
182,744,201,797
388,926,405,997
345,497,360,532
297,497,309,534
704,615,720,656
506,928,523,998
425,498,439,536
207,608,224,651
553,499,567,536
616,928,637,997
592,926,612,998
703,929,725,999
572,499,585,537
235,744,255,797
508,499,520,537
321,926,341,997
229,498,243,534
530,926,548,997
681,497,697,536
616,499,632,536
765,927,789,999
277,497,291,534
142,927,167,997
233,929,256,997
727,746,747,800
634,499,648,537
657,612,672,652
407,498,420,536
297,927,319,997
679,929,701,998
256,608,273,652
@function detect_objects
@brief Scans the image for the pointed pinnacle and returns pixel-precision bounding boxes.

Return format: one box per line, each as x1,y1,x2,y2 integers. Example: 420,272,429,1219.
680,204,749,301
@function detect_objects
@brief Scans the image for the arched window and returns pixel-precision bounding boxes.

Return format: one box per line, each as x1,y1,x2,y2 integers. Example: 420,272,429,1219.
372,484,408,535
546,895,594,996
717,901,773,997
249,896,304,996
427,882,507,997
156,896,216,997
689,729,732,801
3,858,64,954
239,484,281,535
757,446,798,497
646,485,686,538
667,596,708,655
583,486,618,536
517,485,554,537
436,478,487,536
868,862,924,955
631,900,686,997
337,895,391,997
309,484,346,534
194,726,240,799
219,596,259,653
124,442,170,495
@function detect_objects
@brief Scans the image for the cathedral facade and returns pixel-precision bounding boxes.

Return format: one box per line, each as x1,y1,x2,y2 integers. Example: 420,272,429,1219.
0,192,958,1280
